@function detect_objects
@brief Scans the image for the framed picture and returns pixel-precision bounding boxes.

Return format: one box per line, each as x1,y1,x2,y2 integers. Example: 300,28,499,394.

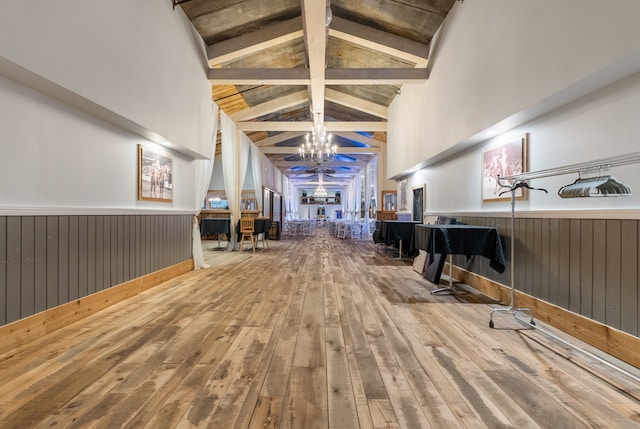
481,134,528,202
412,184,426,222
138,144,173,202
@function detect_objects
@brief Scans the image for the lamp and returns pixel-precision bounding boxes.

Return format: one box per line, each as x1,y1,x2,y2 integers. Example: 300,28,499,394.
299,112,337,164
315,172,328,197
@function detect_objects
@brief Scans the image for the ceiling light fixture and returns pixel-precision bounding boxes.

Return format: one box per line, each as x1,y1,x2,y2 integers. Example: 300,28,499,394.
315,172,329,197
325,0,332,26
299,112,337,164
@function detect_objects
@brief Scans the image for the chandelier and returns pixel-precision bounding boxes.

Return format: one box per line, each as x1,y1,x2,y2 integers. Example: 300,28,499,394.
315,172,328,197
299,113,337,163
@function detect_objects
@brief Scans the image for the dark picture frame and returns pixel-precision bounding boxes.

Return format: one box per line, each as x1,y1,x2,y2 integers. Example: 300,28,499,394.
138,144,173,202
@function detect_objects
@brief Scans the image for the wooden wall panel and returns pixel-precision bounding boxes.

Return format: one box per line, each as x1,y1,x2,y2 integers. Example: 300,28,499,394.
569,219,581,313
46,217,59,309
103,216,111,290
605,221,622,329
95,216,104,293
58,216,69,304
34,217,47,314
0,217,5,325
21,217,35,319
0,214,192,328
557,219,570,309
579,219,593,319
539,218,550,302
78,216,88,299
88,216,96,296
456,215,639,338
620,220,638,334
69,216,79,301
6,217,21,323
110,216,118,288
592,220,607,324
548,218,560,307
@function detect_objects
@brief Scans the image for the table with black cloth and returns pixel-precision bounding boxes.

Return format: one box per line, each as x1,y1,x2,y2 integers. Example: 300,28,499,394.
411,224,505,293
235,218,272,249
200,218,231,248
377,220,422,260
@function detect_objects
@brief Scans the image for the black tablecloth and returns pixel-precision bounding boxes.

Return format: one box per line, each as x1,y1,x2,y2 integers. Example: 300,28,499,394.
200,218,231,236
412,224,505,273
377,220,422,247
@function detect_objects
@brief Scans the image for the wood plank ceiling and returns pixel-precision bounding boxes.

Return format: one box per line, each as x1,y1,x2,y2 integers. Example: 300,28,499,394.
176,0,457,188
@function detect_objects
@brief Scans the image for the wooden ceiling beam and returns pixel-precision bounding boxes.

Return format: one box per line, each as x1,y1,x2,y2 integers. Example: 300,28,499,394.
229,90,308,121
302,0,327,119
333,131,384,148
325,68,428,84
261,147,381,154
253,132,306,147
208,68,310,85
207,17,303,66
237,121,387,132
208,67,427,85
325,88,387,119
275,160,367,168
329,16,429,67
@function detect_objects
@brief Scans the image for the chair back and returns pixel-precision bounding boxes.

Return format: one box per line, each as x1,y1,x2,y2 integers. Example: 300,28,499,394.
240,217,254,233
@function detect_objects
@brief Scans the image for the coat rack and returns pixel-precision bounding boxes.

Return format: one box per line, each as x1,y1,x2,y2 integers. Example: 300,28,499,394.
489,152,640,382
489,150,640,329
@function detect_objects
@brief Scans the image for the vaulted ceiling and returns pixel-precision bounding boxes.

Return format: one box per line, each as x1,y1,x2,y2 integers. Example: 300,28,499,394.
176,0,457,188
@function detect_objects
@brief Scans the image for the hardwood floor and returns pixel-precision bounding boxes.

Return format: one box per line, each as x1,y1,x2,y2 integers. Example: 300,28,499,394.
1,226,639,428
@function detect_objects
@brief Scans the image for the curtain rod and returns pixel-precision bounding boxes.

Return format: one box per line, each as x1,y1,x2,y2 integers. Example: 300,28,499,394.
499,150,640,183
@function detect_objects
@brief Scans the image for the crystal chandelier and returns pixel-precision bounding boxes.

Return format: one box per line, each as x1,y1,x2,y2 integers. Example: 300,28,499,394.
315,172,328,197
299,113,337,163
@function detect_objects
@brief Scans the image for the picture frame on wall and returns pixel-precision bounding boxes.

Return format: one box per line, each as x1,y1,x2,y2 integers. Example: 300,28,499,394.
138,144,173,202
481,134,528,202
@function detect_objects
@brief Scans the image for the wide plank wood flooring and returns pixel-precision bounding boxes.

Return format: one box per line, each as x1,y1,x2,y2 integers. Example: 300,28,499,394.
1,226,640,428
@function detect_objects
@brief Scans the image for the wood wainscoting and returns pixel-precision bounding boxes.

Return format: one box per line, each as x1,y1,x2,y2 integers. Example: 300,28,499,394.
0,259,193,356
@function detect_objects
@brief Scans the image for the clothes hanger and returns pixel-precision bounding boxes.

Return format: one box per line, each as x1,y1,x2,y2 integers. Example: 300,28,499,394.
557,174,631,198
499,180,548,197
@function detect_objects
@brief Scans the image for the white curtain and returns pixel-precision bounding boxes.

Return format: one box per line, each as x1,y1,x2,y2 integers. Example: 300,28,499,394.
239,132,251,206
283,175,291,219
362,160,372,238
222,113,251,251
250,142,263,214
346,180,355,220
292,181,298,219
369,156,378,236
221,112,239,250
192,103,219,270
355,173,362,221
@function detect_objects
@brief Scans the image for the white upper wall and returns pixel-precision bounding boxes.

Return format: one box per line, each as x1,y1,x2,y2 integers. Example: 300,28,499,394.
0,0,213,213
388,0,640,178
0,0,212,159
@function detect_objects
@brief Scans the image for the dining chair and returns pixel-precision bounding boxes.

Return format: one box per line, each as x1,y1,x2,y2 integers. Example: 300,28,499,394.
336,223,348,239
239,217,255,252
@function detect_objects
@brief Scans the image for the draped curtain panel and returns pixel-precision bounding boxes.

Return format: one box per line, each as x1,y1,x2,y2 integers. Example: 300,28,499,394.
221,124,250,251
192,103,219,269
250,141,263,214
221,112,239,250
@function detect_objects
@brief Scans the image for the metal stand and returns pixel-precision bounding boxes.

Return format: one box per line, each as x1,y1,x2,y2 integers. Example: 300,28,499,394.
393,240,405,261
489,188,535,328
431,255,468,295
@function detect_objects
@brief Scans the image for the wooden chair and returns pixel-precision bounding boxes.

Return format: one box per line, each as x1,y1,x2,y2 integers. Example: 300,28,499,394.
239,217,255,253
